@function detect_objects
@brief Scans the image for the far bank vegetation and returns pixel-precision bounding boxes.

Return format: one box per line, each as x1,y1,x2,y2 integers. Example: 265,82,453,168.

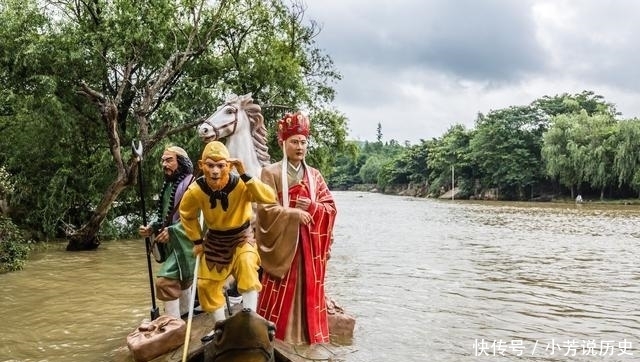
328,91,640,204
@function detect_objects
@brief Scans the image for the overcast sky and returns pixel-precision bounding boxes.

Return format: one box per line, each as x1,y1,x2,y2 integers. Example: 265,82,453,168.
303,0,640,144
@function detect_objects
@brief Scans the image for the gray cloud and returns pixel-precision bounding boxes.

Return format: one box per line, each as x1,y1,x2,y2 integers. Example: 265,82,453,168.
312,0,546,81
303,0,640,143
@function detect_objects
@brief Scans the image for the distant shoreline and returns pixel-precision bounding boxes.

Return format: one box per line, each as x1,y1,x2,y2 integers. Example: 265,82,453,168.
333,184,640,205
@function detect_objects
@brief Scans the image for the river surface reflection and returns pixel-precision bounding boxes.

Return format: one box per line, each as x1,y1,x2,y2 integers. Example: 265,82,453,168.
2,191,640,361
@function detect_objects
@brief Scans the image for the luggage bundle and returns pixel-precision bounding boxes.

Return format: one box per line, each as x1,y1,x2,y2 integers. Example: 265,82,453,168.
126,315,186,362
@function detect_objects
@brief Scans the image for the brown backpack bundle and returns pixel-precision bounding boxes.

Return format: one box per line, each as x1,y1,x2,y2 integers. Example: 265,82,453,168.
126,315,186,362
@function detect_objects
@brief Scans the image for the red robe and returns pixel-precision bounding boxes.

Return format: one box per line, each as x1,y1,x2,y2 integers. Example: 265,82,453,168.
256,161,337,344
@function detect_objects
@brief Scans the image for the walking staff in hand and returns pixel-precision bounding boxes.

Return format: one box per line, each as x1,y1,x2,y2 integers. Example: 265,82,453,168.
138,145,196,319
132,140,160,321
178,141,276,341
256,112,338,345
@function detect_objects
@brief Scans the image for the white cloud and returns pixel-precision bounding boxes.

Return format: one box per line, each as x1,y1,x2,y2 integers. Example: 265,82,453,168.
303,0,640,144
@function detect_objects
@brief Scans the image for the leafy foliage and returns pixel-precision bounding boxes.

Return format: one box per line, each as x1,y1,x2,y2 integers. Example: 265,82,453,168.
426,125,473,195
329,91,634,201
1,0,639,254
0,166,14,198
468,105,547,199
613,119,640,194
0,0,345,248
0,216,32,273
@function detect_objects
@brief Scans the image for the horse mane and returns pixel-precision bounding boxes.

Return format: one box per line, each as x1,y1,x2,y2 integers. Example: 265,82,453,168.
240,95,271,167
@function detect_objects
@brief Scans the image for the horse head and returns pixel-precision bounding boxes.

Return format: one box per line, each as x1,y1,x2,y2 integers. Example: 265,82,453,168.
204,308,276,362
198,93,270,178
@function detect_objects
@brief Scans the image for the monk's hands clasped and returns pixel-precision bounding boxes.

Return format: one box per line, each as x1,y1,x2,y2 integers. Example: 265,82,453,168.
294,196,311,211
227,158,246,176
296,209,313,225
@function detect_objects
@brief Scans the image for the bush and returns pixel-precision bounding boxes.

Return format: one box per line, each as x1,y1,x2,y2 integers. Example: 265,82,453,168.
0,216,32,273
99,213,141,240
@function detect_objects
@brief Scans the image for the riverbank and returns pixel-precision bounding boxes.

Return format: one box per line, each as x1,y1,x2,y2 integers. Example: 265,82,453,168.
343,183,640,205
346,183,430,198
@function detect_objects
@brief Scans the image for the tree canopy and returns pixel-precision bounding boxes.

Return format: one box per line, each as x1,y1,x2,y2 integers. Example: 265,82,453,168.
0,0,346,250
2,0,639,262
330,91,638,202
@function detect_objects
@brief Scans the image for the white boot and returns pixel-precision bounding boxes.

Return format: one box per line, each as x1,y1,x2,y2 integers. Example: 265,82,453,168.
241,290,258,312
212,306,226,322
164,299,180,318
179,288,191,317
201,307,226,342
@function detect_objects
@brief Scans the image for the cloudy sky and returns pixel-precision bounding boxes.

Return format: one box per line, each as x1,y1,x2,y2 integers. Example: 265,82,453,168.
303,0,640,144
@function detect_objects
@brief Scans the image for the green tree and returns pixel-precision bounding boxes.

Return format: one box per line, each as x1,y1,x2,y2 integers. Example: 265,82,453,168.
305,109,350,176
380,140,431,187
56,0,233,250
541,114,582,197
539,92,618,199
579,112,618,200
359,155,384,184
0,166,14,215
326,140,361,190
197,0,343,153
0,215,32,273
469,106,546,200
543,110,618,199
427,125,473,195
533,90,618,117
613,119,640,196
0,0,344,250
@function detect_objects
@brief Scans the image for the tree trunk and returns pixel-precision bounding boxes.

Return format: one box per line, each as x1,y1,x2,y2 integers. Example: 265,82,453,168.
66,174,132,251
66,226,100,251
70,83,136,251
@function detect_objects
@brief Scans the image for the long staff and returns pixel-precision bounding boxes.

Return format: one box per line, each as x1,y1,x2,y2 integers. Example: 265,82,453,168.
182,256,200,362
132,140,160,321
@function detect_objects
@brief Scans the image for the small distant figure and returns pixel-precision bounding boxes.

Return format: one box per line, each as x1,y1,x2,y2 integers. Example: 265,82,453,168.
575,194,583,203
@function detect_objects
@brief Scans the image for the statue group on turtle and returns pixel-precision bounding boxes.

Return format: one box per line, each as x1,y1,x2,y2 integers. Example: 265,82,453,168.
133,94,340,361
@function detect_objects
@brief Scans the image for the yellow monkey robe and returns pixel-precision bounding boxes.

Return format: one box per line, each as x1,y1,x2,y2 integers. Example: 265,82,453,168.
179,173,276,311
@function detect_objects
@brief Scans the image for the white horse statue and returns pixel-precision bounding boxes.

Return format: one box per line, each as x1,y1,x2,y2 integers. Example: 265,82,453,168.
198,93,271,178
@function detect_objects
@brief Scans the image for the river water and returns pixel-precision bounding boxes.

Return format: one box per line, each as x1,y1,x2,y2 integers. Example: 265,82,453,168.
2,191,640,361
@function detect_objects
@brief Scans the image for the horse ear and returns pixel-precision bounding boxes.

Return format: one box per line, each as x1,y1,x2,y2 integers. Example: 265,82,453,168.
239,93,252,102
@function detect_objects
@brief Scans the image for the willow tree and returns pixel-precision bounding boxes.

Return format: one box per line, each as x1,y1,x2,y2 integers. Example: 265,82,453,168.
543,110,618,200
614,119,640,196
578,112,618,200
